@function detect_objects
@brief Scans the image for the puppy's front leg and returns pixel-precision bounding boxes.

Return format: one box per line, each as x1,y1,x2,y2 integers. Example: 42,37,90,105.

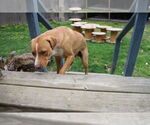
59,55,74,74
55,56,63,74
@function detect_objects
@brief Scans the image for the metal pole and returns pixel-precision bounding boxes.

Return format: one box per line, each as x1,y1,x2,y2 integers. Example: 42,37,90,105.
108,0,110,20
26,0,40,39
38,13,53,30
124,0,149,76
85,0,88,19
111,14,136,74
58,0,65,22
124,13,148,76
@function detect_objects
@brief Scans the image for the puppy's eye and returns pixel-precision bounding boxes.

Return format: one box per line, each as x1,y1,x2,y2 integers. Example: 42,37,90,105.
40,51,47,55
47,40,51,43
32,52,36,56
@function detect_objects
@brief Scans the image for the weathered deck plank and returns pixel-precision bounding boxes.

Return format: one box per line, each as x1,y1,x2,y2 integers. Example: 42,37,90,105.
0,84,150,112
0,71,150,94
0,71,150,112
1,113,150,125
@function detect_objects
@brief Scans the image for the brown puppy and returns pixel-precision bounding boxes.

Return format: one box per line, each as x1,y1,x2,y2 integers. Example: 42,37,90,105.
31,26,88,75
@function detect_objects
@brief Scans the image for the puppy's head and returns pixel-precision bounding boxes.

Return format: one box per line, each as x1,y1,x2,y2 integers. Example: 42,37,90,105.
31,36,57,69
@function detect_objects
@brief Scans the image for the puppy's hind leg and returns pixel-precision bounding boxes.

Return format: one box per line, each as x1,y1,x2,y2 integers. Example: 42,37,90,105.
81,48,88,75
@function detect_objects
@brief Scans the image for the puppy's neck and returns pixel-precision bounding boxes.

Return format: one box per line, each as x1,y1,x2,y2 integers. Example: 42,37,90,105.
51,42,64,57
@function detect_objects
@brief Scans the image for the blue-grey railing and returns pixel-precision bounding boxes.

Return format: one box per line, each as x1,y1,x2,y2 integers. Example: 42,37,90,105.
26,0,52,39
111,0,149,76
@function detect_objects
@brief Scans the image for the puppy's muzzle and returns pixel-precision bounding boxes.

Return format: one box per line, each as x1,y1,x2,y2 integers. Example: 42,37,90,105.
35,64,42,69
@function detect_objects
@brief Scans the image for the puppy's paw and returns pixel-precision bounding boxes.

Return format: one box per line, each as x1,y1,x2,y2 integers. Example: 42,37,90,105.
58,71,65,75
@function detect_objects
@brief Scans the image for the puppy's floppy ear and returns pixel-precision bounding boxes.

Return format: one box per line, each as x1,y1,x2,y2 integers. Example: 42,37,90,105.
47,37,57,49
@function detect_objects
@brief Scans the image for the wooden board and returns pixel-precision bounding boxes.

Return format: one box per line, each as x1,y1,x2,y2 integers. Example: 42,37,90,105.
1,113,150,125
0,71,150,94
0,71,150,112
0,83,150,112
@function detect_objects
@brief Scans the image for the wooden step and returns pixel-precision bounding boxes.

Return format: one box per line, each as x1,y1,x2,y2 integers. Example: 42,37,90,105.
0,71,150,112
1,113,150,125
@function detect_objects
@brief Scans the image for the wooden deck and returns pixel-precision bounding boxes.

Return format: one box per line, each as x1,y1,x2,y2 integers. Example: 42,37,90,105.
0,71,150,112
1,113,150,125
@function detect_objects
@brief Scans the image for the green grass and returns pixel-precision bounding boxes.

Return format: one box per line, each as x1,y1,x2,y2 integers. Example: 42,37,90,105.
0,21,150,78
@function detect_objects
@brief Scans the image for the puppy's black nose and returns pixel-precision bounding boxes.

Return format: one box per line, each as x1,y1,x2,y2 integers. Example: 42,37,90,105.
35,64,41,69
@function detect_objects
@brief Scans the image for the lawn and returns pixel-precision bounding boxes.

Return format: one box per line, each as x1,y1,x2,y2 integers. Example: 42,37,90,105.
0,21,150,78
